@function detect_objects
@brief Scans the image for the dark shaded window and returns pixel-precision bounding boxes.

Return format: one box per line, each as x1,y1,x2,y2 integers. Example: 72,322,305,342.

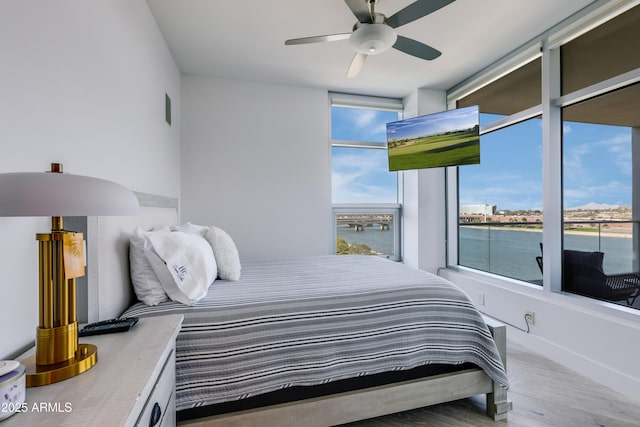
457,58,541,115
561,5,640,95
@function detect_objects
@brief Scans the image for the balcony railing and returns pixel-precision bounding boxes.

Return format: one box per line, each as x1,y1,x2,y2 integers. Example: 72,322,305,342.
563,220,636,274
459,221,543,284
458,220,637,285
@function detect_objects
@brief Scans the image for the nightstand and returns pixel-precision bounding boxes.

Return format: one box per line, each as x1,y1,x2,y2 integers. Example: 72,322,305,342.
3,314,183,426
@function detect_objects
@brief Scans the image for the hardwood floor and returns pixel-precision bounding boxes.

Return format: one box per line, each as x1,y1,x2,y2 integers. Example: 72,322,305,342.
343,341,640,427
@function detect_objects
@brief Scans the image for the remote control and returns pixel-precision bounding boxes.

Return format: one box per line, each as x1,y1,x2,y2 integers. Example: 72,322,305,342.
78,317,139,337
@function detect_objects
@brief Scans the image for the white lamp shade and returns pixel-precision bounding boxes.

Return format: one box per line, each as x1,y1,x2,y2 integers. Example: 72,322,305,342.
349,23,397,55
0,172,139,217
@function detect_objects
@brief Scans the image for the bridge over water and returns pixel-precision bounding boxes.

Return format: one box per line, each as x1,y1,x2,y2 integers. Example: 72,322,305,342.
336,214,392,231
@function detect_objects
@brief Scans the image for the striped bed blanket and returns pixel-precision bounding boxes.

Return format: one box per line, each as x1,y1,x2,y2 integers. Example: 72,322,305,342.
122,255,509,411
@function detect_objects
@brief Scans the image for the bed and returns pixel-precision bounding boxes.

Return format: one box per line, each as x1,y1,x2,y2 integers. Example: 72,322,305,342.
78,193,511,426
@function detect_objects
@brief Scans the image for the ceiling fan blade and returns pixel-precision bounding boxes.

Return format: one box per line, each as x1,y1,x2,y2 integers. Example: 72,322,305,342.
347,52,367,78
285,33,351,46
393,35,441,60
385,0,455,28
344,0,372,24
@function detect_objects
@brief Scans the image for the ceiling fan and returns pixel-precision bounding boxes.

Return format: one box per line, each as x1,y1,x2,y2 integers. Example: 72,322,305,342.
284,0,455,78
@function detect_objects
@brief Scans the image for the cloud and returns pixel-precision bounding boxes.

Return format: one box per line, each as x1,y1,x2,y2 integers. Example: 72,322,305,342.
332,149,396,203
460,119,632,211
336,108,393,142
353,109,379,129
602,133,632,176
460,185,542,211
563,130,631,205
459,170,543,211
563,142,592,184
332,181,396,203
563,180,630,208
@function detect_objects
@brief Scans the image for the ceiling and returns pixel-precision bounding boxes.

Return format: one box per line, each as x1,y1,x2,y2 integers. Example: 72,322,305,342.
146,0,597,99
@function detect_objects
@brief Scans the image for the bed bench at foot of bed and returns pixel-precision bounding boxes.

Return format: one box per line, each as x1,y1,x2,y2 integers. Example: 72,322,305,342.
177,318,511,426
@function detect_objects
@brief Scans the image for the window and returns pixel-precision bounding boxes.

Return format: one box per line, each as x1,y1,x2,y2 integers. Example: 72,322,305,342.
561,6,640,95
330,93,402,260
558,6,640,306
456,58,544,285
458,115,543,284
333,204,401,260
562,81,639,307
457,57,541,115
562,113,634,272
448,2,640,310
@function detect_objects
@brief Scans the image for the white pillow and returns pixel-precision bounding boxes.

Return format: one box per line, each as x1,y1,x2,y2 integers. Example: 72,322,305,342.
129,227,169,306
144,231,217,305
171,222,209,237
205,226,241,281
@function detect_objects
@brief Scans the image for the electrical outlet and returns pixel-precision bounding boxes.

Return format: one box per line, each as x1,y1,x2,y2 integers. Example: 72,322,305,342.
525,310,535,325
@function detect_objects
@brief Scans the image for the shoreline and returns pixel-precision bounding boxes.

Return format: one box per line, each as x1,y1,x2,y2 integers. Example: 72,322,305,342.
461,225,632,239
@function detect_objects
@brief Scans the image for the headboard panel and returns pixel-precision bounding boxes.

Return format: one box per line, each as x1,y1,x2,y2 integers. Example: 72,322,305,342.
73,192,178,323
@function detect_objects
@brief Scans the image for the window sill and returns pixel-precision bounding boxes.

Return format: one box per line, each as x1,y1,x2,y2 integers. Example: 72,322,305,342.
440,266,640,326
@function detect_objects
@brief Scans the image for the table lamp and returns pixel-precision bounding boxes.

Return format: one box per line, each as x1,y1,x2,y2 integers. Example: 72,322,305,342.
0,163,139,386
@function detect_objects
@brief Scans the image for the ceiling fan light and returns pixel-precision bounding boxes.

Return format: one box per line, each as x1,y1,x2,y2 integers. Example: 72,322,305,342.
349,23,397,55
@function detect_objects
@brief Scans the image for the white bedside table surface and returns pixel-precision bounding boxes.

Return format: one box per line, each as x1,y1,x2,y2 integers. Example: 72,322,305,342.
3,314,183,427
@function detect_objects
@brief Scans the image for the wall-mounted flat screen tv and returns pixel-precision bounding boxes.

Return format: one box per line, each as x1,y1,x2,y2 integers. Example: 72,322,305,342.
386,105,480,171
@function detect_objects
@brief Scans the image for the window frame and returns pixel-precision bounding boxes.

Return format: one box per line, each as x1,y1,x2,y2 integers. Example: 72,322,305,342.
455,113,544,284
329,92,404,261
446,52,544,271
444,0,640,314
330,92,404,149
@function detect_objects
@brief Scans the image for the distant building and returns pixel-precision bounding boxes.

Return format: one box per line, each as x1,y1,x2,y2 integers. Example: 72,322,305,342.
460,204,496,216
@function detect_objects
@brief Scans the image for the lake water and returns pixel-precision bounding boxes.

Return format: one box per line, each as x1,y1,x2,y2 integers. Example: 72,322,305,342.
338,225,634,284
459,226,634,283
337,225,394,256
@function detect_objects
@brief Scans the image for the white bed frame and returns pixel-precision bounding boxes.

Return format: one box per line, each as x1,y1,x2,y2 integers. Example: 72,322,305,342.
77,192,511,426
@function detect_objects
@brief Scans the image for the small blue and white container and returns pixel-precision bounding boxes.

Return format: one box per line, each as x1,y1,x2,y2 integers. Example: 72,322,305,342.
0,360,26,421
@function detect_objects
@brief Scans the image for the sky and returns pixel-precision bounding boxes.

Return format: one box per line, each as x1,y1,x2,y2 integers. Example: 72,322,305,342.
331,107,399,203
459,114,544,211
459,114,632,211
332,108,633,210
561,121,632,209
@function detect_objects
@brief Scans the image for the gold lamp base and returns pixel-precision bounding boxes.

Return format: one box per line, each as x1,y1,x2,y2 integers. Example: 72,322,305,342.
25,181,99,387
22,344,98,387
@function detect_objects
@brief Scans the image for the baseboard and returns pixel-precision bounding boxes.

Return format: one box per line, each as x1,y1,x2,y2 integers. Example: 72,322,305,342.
508,328,640,403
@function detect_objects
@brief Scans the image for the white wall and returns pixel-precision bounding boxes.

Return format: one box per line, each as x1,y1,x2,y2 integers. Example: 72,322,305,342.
181,76,332,261
441,269,640,401
0,0,181,359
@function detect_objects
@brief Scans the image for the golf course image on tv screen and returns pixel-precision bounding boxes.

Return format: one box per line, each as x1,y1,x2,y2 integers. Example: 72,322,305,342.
386,105,480,171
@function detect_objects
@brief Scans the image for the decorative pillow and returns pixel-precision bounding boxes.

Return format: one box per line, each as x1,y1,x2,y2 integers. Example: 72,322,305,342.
171,222,209,237
144,231,217,305
205,226,241,281
563,250,605,274
129,227,169,306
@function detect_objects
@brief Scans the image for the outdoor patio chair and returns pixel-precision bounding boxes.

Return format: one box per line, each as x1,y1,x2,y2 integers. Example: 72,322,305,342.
563,249,640,306
536,244,640,305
